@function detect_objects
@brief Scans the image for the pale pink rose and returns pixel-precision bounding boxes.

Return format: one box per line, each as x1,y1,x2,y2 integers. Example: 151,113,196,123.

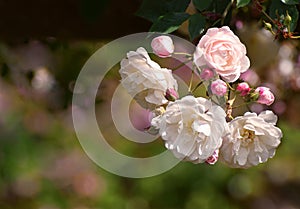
200,68,214,80
193,26,250,82
255,87,275,106
211,79,227,96
151,36,174,58
236,82,250,96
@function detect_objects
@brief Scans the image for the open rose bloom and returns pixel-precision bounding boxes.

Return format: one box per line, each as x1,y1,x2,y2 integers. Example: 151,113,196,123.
119,29,283,169
220,111,282,168
151,96,227,163
119,47,178,110
194,26,250,82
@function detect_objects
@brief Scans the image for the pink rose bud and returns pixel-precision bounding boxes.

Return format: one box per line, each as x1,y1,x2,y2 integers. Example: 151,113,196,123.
206,150,219,165
211,79,227,96
200,68,214,80
255,86,275,106
165,88,179,101
151,36,174,58
236,82,250,96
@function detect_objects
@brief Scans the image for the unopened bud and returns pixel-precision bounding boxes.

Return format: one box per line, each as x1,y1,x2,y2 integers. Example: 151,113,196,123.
236,82,251,96
151,36,174,58
255,86,275,106
200,68,214,80
210,79,227,96
263,21,273,31
284,12,292,26
165,88,179,101
206,149,219,165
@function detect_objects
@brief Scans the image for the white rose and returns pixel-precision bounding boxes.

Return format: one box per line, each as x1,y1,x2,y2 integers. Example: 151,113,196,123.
151,95,227,163
220,110,282,168
119,47,178,109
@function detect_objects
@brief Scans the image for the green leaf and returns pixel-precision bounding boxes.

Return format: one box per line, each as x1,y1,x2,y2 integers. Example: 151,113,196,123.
280,0,300,5
209,0,232,26
188,14,206,40
192,0,213,11
212,0,231,14
236,0,251,8
270,0,299,31
150,12,190,33
136,0,190,22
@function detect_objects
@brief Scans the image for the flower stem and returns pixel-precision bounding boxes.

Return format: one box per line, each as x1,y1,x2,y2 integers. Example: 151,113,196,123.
221,0,234,25
261,9,276,25
188,70,194,93
227,88,231,101
173,52,193,57
291,35,300,39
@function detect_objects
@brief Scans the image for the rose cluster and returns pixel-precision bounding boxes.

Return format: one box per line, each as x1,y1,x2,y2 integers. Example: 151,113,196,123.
119,27,283,168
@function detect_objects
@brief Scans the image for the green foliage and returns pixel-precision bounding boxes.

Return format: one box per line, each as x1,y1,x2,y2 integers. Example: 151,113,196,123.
135,0,190,22
137,0,300,40
210,0,231,15
280,0,300,5
269,0,299,31
236,0,251,8
150,12,190,34
188,14,206,40
192,0,213,11
137,0,237,40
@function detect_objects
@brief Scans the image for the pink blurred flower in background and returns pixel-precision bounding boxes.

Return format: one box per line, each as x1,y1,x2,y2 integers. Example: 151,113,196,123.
240,69,260,86
130,102,153,131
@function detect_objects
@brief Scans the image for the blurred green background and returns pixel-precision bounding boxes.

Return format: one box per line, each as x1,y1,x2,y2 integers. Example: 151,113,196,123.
1,1,300,209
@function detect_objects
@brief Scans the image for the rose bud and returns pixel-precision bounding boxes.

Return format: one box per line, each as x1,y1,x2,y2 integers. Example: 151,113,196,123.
200,68,214,81
151,36,174,58
206,149,219,165
255,86,275,106
165,88,179,101
236,82,250,96
210,79,227,96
